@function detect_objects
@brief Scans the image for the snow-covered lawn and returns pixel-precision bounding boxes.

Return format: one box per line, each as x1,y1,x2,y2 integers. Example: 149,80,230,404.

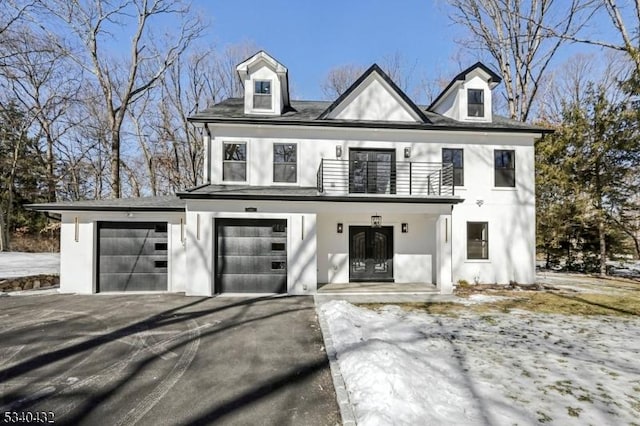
0,251,59,278
320,300,640,425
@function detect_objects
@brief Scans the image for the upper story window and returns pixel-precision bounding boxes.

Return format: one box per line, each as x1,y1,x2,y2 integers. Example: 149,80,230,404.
442,148,464,186
467,222,489,259
273,143,297,183
494,149,515,187
253,80,272,110
467,89,484,117
223,142,246,182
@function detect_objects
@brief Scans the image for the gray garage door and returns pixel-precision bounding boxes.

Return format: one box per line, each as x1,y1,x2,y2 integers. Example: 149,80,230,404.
216,219,287,293
97,222,168,292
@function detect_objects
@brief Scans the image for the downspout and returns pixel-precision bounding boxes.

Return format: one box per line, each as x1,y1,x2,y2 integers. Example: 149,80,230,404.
204,123,212,184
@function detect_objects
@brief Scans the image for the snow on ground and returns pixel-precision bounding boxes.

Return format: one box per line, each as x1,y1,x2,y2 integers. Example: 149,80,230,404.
453,293,512,306
0,252,59,278
320,300,640,426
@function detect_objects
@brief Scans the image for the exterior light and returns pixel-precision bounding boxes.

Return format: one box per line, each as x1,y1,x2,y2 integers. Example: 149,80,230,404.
371,215,382,228
404,147,411,158
336,145,342,158
402,223,408,233
337,223,343,233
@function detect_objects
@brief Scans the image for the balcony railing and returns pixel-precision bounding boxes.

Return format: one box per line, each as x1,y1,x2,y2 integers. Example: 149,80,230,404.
317,159,455,197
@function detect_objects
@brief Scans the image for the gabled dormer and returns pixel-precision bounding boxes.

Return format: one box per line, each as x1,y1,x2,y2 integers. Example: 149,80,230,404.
236,51,290,116
429,62,501,123
319,64,428,123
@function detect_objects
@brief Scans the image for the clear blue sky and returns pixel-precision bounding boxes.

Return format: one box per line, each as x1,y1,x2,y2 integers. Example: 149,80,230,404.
194,0,619,102
198,0,460,100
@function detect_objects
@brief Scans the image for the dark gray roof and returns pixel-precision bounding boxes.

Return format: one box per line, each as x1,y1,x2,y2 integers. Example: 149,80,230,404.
189,98,551,133
177,185,463,204
26,195,186,212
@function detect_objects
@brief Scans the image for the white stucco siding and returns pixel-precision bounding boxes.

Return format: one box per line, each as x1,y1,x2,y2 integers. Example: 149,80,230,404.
58,212,186,294
328,75,419,122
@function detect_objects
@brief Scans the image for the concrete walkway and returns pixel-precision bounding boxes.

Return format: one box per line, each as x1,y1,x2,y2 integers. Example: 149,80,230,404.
0,294,339,425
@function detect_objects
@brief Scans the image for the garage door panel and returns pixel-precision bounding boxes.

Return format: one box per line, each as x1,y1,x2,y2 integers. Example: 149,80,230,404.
98,237,167,256
99,273,168,292
216,256,287,274
97,222,167,292
217,222,285,238
219,274,286,293
217,238,286,256
216,219,287,294
99,255,168,273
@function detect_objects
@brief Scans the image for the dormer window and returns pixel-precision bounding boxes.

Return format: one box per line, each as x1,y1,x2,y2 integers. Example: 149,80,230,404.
254,80,272,110
467,89,484,117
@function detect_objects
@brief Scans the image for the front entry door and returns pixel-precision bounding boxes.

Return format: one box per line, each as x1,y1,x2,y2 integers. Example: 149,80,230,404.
349,226,394,282
349,149,396,194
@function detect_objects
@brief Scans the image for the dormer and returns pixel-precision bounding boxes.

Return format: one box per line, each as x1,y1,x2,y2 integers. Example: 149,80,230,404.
429,62,501,123
236,51,290,116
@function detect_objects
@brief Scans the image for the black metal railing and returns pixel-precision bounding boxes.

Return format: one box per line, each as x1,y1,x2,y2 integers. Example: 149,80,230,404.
317,159,455,197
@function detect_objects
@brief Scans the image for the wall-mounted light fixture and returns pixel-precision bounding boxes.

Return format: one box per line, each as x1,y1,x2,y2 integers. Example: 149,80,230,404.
336,145,342,158
337,223,343,233
476,199,484,207
196,214,201,240
245,207,257,212
180,218,185,243
371,215,382,228
74,216,79,242
401,223,408,233
404,147,411,158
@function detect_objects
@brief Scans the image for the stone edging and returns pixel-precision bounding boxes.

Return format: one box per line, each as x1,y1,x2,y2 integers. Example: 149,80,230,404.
314,298,357,426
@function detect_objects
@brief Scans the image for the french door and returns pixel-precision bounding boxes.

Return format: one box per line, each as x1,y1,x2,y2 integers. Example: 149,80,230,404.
349,149,396,194
349,226,394,282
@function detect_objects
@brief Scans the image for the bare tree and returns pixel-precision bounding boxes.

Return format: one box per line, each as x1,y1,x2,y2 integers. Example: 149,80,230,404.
321,64,366,99
448,0,596,121
214,41,261,99
35,0,205,198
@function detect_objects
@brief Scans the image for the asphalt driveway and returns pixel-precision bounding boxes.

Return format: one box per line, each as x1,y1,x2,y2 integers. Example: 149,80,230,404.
0,294,339,425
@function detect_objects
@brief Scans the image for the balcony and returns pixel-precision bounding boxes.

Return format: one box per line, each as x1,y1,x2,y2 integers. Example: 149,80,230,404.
316,159,455,197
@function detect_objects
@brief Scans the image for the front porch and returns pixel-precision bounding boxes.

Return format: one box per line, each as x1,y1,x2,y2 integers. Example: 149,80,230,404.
315,281,455,303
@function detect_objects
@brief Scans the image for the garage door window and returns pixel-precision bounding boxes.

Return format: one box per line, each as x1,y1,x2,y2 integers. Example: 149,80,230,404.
223,142,247,182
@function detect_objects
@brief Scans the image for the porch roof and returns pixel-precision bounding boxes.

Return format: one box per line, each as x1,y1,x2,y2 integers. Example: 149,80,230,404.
177,184,464,204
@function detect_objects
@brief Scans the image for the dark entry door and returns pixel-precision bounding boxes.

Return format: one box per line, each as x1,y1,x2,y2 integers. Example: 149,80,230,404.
349,149,396,194
97,222,168,292
349,226,393,282
216,219,287,293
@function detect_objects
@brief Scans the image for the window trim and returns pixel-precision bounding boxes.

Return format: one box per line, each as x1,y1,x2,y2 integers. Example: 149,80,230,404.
467,88,484,118
273,142,298,183
467,221,489,260
222,142,247,182
442,148,464,187
253,79,273,111
494,149,516,188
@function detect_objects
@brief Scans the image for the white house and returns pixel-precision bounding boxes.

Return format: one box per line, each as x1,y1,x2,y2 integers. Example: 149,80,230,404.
29,51,549,296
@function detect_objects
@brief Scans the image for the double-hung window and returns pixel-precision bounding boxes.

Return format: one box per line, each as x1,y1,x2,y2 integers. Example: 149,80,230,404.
442,148,464,186
467,89,484,117
494,149,515,187
253,80,272,110
273,143,297,183
467,222,489,259
223,142,246,182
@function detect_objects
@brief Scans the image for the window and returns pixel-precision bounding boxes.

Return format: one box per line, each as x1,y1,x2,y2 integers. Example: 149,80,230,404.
467,89,484,117
223,143,246,181
253,80,272,110
467,222,489,260
494,150,515,187
273,143,297,183
442,148,464,186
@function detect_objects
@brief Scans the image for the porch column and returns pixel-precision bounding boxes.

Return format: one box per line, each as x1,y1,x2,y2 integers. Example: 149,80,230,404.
435,213,453,294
